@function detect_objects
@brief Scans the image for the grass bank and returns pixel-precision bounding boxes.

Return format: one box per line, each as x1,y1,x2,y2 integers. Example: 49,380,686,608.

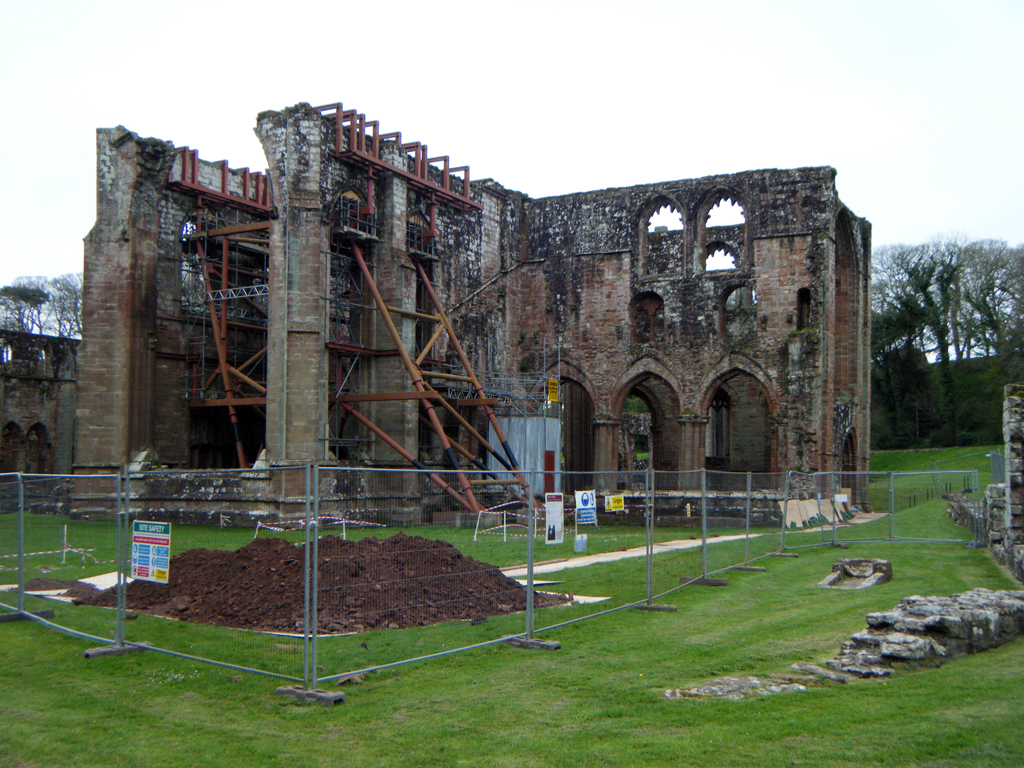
1,450,1022,766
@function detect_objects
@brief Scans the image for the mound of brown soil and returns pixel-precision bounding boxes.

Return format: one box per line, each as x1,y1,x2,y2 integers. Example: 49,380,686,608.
75,532,565,633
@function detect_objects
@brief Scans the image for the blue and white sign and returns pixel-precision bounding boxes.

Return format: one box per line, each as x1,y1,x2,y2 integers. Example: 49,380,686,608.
575,489,597,526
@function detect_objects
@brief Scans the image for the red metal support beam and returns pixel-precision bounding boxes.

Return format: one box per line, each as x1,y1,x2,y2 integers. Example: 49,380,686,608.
316,104,481,211
410,256,532,500
338,401,470,510
349,242,483,515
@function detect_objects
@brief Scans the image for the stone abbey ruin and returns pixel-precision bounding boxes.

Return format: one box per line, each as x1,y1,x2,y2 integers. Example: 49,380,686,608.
74,101,871,515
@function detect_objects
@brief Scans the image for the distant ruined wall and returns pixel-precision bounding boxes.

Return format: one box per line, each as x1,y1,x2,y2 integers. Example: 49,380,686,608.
0,330,78,474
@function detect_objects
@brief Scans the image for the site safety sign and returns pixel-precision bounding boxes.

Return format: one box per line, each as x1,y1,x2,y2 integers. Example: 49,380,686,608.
132,521,171,584
575,489,597,525
547,378,559,403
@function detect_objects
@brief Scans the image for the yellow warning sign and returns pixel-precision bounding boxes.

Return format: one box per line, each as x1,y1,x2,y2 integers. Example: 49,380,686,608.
607,495,624,512
547,378,559,403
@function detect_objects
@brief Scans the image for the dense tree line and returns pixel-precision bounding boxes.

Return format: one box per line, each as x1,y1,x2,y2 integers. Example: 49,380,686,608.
0,274,82,339
871,238,1024,449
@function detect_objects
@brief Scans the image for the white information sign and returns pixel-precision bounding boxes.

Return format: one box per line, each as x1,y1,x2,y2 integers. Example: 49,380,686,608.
132,521,171,584
545,493,564,545
574,489,597,526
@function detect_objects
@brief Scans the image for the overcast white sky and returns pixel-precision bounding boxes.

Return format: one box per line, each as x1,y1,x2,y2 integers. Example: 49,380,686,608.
1,0,1021,287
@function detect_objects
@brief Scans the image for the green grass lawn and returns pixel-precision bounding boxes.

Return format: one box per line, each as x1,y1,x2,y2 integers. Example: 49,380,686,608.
2,449,1023,767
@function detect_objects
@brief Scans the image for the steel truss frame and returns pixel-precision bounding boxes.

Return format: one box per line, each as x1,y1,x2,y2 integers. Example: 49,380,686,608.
173,147,272,469
169,119,533,515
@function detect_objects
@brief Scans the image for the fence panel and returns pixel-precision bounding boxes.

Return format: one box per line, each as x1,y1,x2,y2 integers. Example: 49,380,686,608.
644,470,786,603
312,466,539,682
0,461,994,691
0,473,22,612
120,465,312,681
0,474,122,645
778,470,981,549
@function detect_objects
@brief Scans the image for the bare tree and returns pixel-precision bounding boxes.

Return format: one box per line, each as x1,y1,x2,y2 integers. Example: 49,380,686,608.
0,273,83,338
47,273,83,338
0,277,50,334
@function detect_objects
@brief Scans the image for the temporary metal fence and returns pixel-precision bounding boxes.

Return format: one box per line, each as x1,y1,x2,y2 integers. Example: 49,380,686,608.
779,469,982,551
0,463,988,696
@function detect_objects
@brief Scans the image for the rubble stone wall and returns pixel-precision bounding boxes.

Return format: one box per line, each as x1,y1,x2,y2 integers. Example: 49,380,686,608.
978,384,1024,584
0,330,78,474
76,105,871,488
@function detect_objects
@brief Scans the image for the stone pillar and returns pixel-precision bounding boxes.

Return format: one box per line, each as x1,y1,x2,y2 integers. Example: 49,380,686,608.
256,105,328,464
679,414,708,473
76,128,174,471
593,414,620,477
1003,384,1024,544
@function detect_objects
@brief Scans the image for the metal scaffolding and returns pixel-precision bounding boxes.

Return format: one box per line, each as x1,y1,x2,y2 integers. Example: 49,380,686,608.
166,106,538,517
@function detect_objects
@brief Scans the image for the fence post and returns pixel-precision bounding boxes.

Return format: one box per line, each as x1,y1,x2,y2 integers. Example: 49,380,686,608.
312,462,320,691
526,469,535,639
780,471,791,551
700,469,708,579
16,473,24,614
115,469,126,646
888,472,896,540
744,472,751,565
302,463,312,691
645,465,653,605
973,468,982,547
830,472,838,547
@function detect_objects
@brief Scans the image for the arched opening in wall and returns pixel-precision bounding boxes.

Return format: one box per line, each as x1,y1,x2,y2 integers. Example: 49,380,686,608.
700,192,746,272
407,212,435,257
719,284,757,339
180,206,269,469
647,205,683,232
620,394,652,474
336,190,369,232
25,423,50,474
638,198,684,277
615,373,680,481
704,370,773,473
796,287,811,330
0,344,11,363
1,422,24,474
707,198,745,227
561,378,594,497
630,292,664,344
706,242,737,271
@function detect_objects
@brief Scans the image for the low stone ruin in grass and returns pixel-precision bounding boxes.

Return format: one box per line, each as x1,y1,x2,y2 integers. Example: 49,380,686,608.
665,588,1024,699
817,558,893,590
825,588,1024,678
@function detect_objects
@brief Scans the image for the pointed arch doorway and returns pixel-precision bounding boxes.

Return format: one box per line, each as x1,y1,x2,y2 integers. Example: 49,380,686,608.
704,370,775,473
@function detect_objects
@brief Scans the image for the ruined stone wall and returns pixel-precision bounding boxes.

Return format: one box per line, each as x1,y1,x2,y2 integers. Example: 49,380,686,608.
509,168,870,476
982,384,1024,583
79,105,870,485
79,127,269,472
0,331,78,474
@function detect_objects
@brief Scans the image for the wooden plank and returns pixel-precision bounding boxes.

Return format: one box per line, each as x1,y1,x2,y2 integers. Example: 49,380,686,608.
201,221,272,237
